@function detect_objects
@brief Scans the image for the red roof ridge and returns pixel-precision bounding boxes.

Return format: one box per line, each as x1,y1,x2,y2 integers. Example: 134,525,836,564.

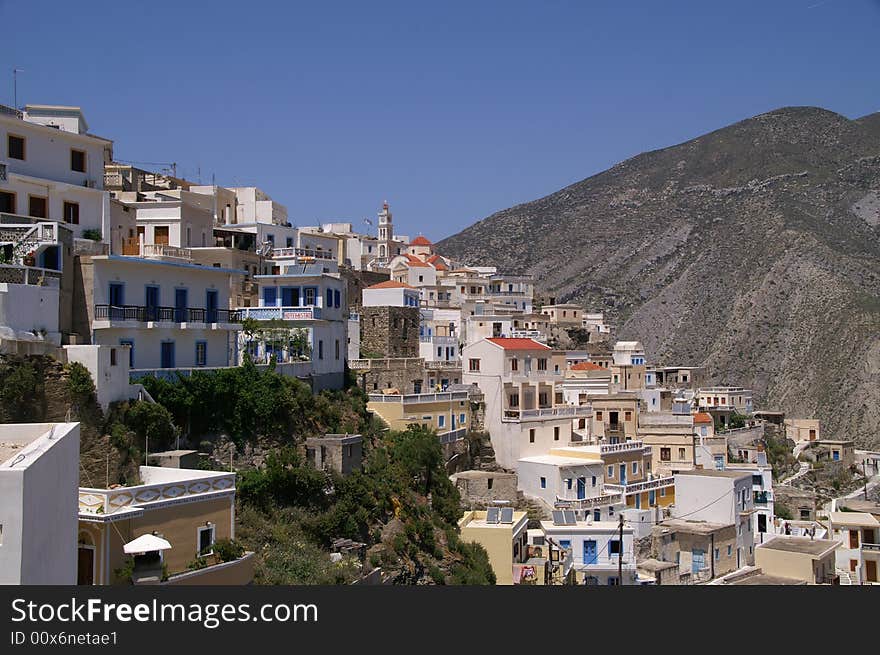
486,337,551,351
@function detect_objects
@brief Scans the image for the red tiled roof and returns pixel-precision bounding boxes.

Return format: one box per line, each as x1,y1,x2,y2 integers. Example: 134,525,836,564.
403,254,431,267
693,412,713,424
486,337,551,351
410,235,433,246
366,280,417,290
571,362,605,371
427,254,448,271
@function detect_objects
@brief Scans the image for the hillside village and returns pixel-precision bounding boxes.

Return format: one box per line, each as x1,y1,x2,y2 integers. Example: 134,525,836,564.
2,103,880,587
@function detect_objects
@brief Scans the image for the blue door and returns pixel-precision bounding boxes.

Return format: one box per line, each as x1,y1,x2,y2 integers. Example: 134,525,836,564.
120,340,134,367
263,286,277,307
206,289,219,323
635,493,641,509
692,549,705,574
281,287,295,307
145,286,159,321
175,288,188,322
649,490,656,506
583,540,597,565
160,342,175,369
577,477,586,500
109,283,124,320
620,463,627,485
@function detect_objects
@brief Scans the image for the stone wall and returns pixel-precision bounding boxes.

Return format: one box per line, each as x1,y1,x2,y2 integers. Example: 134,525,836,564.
339,267,389,312
450,470,519,507
360,306,419,359
353,357,426,394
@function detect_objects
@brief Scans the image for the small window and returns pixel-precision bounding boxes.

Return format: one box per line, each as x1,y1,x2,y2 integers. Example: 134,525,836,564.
63,201,80,224
460,413,466,424
487,478,493,490
678,447,686,460
727,545,732,556
596,411,603,421
632,461,638,474
197,525,215,555
318,340,324,360
607,465,614,478
70,148,86,173
715,548,720,561
591,476,596,487
609,540,621,555
110,349,117,366
195,342,207,366
0,190,15,213
554,426,560,441
624,411,632,421
660,447,671,462
510,358,518,371
7,134,25,160
335,339,340,360
529,428,535,443
468,358,480,372
438,415,445,428
28,195,48,219
540,477,546,489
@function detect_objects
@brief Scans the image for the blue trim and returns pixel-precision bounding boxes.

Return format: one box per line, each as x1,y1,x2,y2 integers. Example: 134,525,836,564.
108,281,125,306
160,340,176,369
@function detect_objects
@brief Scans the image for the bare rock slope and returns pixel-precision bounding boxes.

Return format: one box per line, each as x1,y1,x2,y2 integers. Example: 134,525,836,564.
438,107,880,448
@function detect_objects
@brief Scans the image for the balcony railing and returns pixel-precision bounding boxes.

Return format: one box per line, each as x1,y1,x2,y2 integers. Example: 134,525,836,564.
599,440,645,455
862,543,880,552
555,492,623,509
438,427,467,444
603,476,674,496
237,305,320,321
503,406,592,421
271,247,334,260
419,334,457,344
141,243,193,261
349,357,423,370
78,473,236,516
424,360,461,370
94,304,241,324
369,391,469,404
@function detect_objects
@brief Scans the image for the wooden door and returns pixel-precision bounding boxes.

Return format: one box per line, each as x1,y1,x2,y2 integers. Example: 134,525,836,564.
77,547,94,585
866,560,877,582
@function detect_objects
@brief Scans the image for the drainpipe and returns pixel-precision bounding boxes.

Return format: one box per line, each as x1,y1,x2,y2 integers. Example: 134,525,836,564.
710,532,715,579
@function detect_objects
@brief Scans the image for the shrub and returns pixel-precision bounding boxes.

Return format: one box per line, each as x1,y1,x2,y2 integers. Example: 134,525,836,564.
213,539,245,563
82,229,103,241
66,362,96,403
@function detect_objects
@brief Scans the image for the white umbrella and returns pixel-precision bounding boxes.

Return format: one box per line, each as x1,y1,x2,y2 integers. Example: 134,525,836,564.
123,534,172,555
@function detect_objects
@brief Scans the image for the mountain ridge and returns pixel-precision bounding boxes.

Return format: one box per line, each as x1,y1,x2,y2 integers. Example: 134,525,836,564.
437,106,880,447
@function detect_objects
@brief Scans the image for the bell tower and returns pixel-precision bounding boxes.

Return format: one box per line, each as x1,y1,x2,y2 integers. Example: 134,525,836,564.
377,200,393,261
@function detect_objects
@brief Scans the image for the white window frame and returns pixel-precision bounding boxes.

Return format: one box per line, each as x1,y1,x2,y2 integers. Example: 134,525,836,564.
197,524,216,556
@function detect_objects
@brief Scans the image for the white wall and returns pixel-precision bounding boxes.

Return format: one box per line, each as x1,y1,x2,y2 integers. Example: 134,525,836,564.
64,344,136,409
362,286,419,307
0,423,79,584
0,280,60,342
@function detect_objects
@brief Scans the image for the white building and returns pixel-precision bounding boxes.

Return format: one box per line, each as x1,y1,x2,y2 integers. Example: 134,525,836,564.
230,187,288,226
462,337,589,469
362,280,420,308
725,451,775,543
0,422,80,584
673,469,756,568
828,511,879,584
517,449,606,511
1,104,111,240
541,514,637,585
238,263,347,390
80,254,242,373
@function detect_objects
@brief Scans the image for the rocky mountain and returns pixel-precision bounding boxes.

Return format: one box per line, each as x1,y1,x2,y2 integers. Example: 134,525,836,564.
437,107,880,448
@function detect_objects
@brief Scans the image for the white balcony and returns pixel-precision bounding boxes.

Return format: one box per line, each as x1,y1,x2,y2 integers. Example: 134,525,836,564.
237,303,321,321
369,391,469,404
503,406,592,422
141,243,193,262
79,470,236,518
603,476,675,497
555,492,623,509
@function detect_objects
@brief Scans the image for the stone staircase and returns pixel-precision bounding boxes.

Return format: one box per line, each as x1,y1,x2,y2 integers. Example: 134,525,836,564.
837,569,854,586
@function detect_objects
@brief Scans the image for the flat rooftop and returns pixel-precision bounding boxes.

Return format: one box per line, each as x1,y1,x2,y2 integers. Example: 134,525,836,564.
450,470,516,480
829,511,879,527
0,423,78,468
541,520,632,533
757,536,840,558
658,519,731,535
518,454,601,467
726,573,806,586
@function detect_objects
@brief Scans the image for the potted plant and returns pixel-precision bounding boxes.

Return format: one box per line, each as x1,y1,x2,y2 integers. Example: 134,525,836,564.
23,250,36,267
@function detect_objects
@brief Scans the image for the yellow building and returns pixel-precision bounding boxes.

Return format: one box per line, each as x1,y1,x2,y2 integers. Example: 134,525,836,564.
459,509,529,585
77,466,253,585
367,389,470,443
754,536,840,584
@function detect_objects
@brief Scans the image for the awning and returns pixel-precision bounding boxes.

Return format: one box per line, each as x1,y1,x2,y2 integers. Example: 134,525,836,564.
123,534,172,554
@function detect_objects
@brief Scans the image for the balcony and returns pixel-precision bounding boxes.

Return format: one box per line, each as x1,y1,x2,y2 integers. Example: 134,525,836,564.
862,543,880,553
603,476,674,497
271,247,334,260
509,329,545,340
237,304,320,321
141,243,193,262
438,427,467,444
424,359,461,370
420,334,457,345
369,391,469,404
78,472,236,516
599,440,646,456
94,304,241,327
349,357,423,370
503,406,592,421
555,492,623,509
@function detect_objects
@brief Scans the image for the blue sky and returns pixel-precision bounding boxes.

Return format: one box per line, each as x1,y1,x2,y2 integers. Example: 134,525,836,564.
2,0,878,240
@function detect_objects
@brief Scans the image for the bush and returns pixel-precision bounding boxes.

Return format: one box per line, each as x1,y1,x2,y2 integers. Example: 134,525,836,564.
82,229,102,241
124,401,177,454
66,362,96,403
213,539,245,563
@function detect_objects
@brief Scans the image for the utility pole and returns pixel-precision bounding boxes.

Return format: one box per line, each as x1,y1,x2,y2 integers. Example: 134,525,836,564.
864,459,869,501
618,513,624,584
13,68,23,109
